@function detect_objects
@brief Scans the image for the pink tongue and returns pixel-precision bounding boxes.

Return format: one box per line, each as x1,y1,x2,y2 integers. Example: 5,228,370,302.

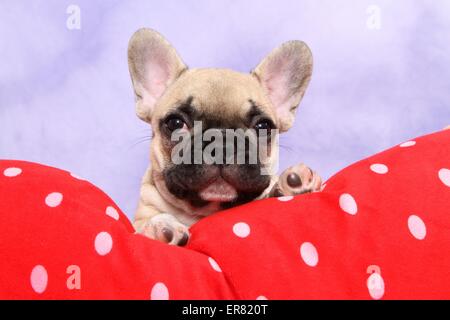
199,178,238,202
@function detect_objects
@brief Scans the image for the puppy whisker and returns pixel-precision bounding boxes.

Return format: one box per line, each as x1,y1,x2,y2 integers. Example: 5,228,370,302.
279,144,293,152
129,136,152,149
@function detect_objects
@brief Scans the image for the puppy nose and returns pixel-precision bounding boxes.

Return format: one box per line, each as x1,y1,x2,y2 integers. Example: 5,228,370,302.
196,128,260,165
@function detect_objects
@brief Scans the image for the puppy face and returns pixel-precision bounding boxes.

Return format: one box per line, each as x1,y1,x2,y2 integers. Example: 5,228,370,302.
128,28,313,211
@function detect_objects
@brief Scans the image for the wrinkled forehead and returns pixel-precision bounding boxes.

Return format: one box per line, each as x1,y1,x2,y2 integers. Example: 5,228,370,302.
152,69,275,123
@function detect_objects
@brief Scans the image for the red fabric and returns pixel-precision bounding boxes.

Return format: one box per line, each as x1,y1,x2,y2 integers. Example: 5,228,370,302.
0,130,449,299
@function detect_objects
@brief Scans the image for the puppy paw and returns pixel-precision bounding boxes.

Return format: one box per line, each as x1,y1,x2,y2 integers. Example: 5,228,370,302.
141,214,190,246
270,163,322,197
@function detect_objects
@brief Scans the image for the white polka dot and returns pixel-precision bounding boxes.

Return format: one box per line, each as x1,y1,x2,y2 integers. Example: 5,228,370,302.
30,265,48,294
105,206,119,220
300,242,319,267
367,272,385,300
233,222,251,238
438,168,450,187
339,193,358,215
3,167,22,177
400,140,416,147
256,295,268,300
45,192,63,208
95,231,113,256
370,163,389,174
208,257,222,272
70,172,85,180
150,282,169,300
277,195,293,202
408,215,427,240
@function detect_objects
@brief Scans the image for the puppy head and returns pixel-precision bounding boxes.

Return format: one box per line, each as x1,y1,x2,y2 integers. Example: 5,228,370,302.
128,28,313,211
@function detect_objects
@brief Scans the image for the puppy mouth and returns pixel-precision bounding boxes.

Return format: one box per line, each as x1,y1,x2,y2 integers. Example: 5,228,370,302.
198,176,238,202
163,164,270,208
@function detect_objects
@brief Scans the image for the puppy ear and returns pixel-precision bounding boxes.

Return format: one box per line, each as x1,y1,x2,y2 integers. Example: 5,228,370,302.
252,41,313,132
128,28,187,122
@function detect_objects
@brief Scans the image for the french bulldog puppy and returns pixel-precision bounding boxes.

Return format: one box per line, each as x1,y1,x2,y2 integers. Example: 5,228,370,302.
128,28,322,245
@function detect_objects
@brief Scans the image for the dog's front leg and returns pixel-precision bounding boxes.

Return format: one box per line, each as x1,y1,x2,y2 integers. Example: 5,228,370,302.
134,211,190,247
135,212,190,246
134,182,190,246
264,163,323,198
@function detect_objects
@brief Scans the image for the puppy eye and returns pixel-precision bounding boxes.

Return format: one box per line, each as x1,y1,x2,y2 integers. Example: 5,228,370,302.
165,115,186,131
254,119,274,131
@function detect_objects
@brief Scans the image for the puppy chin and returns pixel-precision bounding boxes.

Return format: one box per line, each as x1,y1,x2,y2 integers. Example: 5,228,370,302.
198,177,238,202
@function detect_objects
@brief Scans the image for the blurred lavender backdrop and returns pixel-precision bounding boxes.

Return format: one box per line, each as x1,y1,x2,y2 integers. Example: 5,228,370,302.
1,0,449,218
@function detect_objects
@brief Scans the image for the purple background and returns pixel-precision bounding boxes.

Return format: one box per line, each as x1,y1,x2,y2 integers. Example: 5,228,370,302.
1,0,449,218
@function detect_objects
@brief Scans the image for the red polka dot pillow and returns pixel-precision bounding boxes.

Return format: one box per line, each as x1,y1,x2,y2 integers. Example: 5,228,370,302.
0,129,449,299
